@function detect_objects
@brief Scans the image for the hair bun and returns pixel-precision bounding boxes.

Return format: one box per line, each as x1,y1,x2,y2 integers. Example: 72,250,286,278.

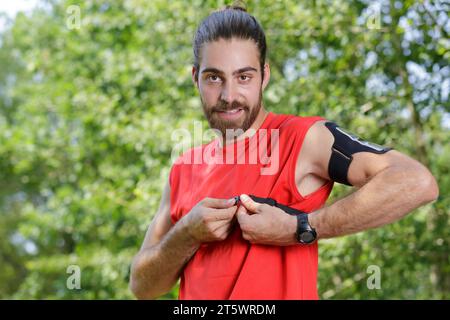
225,1,247,12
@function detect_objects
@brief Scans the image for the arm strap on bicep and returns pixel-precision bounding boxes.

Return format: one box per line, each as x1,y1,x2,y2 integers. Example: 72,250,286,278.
324,122,392,186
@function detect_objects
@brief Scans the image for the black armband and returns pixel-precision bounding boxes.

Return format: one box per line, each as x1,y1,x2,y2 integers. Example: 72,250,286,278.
325,122,392,186
247,195,305,215
234,195,304,215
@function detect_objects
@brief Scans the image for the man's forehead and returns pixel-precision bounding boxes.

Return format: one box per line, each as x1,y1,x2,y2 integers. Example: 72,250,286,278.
199,38,260,72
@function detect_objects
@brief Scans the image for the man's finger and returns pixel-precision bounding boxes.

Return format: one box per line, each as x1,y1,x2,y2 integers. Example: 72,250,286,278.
201,197,236,209
239,194,263,213
236,204,249,224
210,206,238,221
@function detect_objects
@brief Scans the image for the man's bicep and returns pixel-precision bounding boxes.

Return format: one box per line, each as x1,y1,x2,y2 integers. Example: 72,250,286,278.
140,180,173,251
347,150,397,187
348,149,430,187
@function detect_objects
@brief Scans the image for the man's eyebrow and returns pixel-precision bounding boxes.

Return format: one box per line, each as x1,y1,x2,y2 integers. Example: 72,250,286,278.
201,68,223,75
232,66,258,75
201,66,258,75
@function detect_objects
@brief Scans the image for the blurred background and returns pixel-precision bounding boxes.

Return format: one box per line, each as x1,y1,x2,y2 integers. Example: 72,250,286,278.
0,0,448,299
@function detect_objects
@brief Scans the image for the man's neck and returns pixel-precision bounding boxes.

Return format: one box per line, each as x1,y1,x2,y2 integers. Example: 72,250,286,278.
218,107,269,147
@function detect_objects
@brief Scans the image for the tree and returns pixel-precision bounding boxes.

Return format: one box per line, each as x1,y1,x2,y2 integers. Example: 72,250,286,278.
0,0,448,299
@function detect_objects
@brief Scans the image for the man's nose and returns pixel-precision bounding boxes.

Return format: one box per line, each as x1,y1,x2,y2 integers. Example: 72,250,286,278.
220,81,239,105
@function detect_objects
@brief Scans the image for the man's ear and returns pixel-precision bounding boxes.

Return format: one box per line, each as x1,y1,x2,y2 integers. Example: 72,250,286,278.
192,66,199,89
261,62,270,91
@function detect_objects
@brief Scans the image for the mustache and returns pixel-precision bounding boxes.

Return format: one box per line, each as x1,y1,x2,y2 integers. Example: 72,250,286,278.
211,100,249,113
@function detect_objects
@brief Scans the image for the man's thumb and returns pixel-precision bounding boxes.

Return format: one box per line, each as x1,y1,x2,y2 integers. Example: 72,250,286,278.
239,194,261,214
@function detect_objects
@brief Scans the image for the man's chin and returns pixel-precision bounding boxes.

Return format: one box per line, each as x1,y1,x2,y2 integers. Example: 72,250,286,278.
212,123,245,138
211,114,245,130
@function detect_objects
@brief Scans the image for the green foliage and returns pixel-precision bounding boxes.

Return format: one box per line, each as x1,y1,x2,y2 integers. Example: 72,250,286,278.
0,0,448,299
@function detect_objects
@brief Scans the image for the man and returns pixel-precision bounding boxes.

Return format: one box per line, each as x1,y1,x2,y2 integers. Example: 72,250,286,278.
129,5,439,299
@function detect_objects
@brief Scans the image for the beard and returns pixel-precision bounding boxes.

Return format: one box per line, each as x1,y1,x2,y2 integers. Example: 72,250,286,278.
201,89,262,139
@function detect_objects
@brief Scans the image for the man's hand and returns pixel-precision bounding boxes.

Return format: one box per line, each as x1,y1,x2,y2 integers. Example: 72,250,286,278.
236,194,297,246
183,197,239,244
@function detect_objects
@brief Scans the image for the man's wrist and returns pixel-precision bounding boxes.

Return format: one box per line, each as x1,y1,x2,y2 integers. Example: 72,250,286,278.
178,216,202,248
285,213,298,245
282,209,321,245
307,210,320,240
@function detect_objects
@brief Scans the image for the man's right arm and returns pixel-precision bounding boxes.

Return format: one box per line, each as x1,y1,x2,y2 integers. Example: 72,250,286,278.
129,181,200,300
129,180,238,299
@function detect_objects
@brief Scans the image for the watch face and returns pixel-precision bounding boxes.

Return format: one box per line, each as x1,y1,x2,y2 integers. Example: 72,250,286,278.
300,232,315,244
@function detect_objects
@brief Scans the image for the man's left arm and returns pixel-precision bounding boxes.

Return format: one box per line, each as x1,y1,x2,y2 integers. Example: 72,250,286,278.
304,121,439,239
236,121,439,244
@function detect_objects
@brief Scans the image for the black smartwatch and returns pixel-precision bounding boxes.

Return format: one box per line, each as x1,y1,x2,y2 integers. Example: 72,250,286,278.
238,194,318,244
295,213,317,244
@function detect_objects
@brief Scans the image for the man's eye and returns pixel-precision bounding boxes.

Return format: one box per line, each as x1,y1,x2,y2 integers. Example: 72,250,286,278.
239,75,251,82
207,75,221,82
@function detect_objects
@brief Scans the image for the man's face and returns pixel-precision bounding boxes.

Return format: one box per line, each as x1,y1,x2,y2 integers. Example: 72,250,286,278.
193,38,269,138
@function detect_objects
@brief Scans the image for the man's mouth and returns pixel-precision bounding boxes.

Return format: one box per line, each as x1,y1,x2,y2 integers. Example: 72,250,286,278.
216,108,244,120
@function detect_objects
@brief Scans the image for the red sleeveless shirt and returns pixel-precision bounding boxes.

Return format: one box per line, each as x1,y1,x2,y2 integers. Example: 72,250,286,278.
169,112,333,299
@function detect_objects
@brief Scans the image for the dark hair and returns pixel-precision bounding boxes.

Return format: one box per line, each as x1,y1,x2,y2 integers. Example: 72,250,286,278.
193,2,267,82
